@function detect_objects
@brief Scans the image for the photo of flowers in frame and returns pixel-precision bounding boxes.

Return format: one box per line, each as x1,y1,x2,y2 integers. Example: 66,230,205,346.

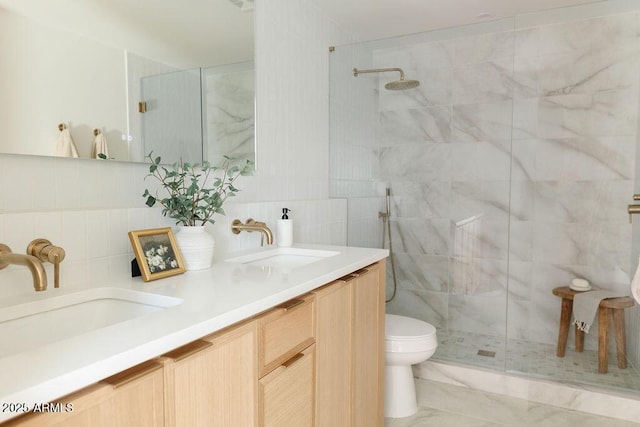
128,227,186,282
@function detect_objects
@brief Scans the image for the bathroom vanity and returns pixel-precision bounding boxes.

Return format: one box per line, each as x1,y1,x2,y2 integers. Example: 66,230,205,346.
0,244,387,426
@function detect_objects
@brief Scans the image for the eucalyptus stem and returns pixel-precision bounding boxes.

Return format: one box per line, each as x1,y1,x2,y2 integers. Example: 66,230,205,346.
143,152,253,227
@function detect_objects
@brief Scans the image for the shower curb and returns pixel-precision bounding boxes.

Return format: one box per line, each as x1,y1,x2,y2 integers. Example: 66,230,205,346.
415,360,640,423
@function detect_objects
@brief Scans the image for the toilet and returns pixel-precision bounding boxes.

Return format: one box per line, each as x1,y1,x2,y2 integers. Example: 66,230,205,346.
384,314,438,418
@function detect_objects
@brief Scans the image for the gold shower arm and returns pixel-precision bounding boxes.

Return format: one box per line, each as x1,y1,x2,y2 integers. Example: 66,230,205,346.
352,67,405,80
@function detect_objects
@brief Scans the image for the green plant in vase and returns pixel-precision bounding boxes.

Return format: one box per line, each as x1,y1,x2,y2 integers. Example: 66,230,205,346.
143,152,253,226
142,152,253,270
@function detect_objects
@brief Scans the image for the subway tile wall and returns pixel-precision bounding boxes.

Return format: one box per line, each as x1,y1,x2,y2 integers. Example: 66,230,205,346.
0,0,353,297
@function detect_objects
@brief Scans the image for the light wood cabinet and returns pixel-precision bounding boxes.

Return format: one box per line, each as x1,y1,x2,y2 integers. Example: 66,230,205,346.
258,345,315,427
258,294,315,378
314,261,385,427
162,319,257,427
3,261,385,427
313,279,353,427
257,295,316,427
4,360,164,427
351,263,385,427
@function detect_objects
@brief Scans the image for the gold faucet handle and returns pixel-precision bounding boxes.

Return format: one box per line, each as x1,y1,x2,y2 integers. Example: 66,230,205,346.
27,239,66,288
27,239,66,263
0,243,12,269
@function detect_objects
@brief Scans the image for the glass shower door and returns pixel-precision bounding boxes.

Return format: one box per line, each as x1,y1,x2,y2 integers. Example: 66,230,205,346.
504,4,640,392
140,68,203,164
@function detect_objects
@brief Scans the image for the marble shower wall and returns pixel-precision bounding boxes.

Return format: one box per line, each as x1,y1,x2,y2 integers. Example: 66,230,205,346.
509,12,640,356
377,28,514,335
371,9,640,362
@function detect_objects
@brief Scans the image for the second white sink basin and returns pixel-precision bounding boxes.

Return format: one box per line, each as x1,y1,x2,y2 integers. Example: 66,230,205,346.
0,288,183,358
225,247,340,269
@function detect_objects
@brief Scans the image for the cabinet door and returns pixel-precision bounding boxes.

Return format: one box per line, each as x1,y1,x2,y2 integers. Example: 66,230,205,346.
259,345,315,427
163,320,257,427
313,280,352,427
313,261,385,427
4,360,164,427
351,262,385,427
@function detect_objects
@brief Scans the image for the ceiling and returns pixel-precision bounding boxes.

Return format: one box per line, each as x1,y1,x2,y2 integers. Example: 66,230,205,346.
312,0,604,42
0,0,605,65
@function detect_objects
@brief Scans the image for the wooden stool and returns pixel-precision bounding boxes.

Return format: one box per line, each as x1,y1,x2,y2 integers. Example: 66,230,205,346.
552,286,634,373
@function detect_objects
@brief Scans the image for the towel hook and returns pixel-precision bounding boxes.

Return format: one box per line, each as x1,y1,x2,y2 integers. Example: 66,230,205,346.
93,128,102,136
58,123,67,131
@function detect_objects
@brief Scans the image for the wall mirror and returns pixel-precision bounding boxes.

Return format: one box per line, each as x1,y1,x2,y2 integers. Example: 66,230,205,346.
0,0,255,165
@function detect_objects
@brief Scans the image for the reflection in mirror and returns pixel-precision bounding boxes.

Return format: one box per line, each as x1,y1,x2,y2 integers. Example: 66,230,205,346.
202,61,255,165
138,67,204,164
0,0,254,165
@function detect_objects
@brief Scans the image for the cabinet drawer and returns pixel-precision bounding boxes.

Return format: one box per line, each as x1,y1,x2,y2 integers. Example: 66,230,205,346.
259,345,315,427
258,294,315,377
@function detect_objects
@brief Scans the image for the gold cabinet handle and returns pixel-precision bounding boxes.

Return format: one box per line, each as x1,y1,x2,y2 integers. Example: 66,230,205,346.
352,268,369,276
162,339,213,362
634,194,640,200
102,360,163,389
339,274,357,283
282,352,304,368
279,298,305,311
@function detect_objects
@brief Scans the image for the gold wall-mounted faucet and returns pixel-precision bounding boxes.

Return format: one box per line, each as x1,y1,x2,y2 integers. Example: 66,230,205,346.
27,239,66,288
0,243,48,291
231,219,274,246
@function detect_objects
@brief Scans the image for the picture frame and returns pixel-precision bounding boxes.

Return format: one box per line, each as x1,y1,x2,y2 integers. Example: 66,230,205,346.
128,227,186,282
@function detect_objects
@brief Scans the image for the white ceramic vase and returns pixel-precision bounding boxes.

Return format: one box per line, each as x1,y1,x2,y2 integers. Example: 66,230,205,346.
175,225,215,270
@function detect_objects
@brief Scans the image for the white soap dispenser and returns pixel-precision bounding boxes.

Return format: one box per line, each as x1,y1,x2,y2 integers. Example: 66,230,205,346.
277,208,293,247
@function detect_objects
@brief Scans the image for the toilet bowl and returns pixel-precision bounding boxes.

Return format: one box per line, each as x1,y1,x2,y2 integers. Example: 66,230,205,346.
384,314,437,418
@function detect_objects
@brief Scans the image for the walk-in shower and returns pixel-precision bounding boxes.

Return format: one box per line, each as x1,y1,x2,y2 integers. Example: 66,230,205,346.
330,0,640,402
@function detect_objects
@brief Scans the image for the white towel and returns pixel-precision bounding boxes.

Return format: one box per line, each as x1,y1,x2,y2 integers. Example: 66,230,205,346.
91,132,109,159
55,128,79,158
631,255,640,305
573,290,624,333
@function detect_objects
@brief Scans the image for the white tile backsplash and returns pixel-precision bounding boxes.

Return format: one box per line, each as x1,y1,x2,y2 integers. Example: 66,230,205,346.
0,197,347,297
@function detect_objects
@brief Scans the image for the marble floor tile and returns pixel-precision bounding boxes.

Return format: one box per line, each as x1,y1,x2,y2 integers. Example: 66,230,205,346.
384,379,640,426
433,330,640,392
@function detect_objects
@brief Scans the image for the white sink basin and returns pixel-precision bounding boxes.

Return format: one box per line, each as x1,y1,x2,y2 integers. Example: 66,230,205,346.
225,247,340,269
0,288,183,358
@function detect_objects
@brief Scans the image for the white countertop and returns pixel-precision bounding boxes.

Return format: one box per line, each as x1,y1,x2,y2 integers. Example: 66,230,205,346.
0,244,387,422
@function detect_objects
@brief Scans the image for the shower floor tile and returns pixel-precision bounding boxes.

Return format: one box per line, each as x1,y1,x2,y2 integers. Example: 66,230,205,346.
434,330,640,392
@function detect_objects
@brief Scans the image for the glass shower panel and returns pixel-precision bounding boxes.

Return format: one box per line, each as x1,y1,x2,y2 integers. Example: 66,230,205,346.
141,68,203,164
329,18,517,372
505,1,640,392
